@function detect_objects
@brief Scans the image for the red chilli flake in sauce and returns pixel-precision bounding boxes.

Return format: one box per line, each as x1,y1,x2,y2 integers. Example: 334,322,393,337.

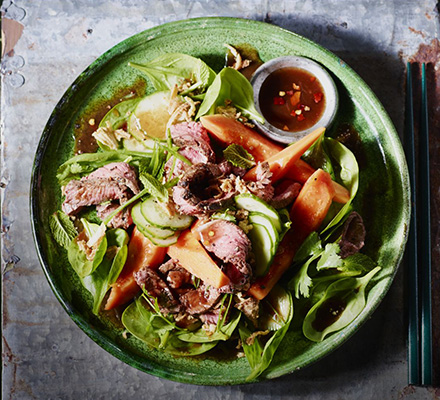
259,67,326,132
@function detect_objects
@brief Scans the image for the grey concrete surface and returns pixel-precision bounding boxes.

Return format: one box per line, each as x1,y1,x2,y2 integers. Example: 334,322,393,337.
2,1,439,399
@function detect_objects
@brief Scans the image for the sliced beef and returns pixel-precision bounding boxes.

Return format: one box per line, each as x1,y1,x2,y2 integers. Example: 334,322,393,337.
62,162,139,216
96,203,133,229
173,163,236,216
218,160,247,178
165,122,215,179
234,293,259,326
158,259,192,289
134,267,181,314
85,162,140,194
170,121,214,158
246,162,274,202
199,309,221,326
270,180,301,209
195,219,253,289
339,211,366,258
179,284,221,315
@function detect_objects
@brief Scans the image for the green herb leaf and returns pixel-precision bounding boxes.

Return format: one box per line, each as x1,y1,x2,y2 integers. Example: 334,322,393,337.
67,220,108,278
57,150,151,186
196,67,264,123
303,266,381,342
129,53,216,94
316,243,343,271
239,288,293,381
223,144,256,169
122,298,218,356
49,211,77,249
139,172,168,203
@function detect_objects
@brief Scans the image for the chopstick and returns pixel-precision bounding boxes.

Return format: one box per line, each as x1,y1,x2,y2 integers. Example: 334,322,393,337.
419,63,432,386
404,62,433,386
405,62,419,385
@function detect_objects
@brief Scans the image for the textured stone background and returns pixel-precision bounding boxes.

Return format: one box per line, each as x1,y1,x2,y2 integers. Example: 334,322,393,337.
1,1,439,399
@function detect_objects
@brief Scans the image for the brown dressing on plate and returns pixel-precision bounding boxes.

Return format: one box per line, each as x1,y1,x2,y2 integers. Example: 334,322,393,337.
259,67,326,132
312,296,346,332
74,79,146,155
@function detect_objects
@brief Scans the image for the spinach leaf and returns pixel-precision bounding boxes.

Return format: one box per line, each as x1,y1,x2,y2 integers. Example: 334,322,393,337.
57,150,150,186
129,53,216,94
302,134,335,178
177,311,241,343
67,221,108,278
239,287,293,381
303,266,381,342
320,138,359,237
82,228,129,314
49,211,77,249
122,298,218,356
196,67,264,123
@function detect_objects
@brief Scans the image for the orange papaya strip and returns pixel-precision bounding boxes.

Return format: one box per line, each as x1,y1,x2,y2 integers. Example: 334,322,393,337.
105,227,167,310
244,127,325,182
200,114,282,162
286,159,350,204
167,230,230,289
248,169,335,300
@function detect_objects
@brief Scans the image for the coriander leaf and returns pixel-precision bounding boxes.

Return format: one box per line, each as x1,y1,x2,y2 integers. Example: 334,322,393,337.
293,232,322,263
341,253,376,274
223,144,256,169
316,243,343,271
139,172,168,203
49,211,77,249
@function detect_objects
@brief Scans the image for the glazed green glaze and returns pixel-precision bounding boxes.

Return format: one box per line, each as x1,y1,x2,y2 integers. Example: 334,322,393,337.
30,17,410,385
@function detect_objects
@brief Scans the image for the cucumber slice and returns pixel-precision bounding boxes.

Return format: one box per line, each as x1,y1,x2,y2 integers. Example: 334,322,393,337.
248,212,279,247
140,197,193,230
248,223,274,277
131,203,175,239
122,137,155,154
137,225,180,247
235,193,282,232
128,91,171,140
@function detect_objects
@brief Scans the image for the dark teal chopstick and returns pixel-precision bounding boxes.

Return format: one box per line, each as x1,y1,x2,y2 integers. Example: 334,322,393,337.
404,62,420,385
419,63,432,386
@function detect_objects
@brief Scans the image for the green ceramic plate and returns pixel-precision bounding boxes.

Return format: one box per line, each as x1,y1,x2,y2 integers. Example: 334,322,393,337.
31,17,410,385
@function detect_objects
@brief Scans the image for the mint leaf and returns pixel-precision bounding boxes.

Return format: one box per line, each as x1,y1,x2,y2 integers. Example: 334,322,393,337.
223,144,255,169
139,172,168,203
49,211,77,249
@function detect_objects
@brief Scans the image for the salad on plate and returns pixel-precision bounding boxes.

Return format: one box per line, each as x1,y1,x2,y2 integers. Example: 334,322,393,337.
50,46,380,380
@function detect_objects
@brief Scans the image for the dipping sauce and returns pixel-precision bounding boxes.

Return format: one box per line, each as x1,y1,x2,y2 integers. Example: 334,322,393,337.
258,67,326,132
